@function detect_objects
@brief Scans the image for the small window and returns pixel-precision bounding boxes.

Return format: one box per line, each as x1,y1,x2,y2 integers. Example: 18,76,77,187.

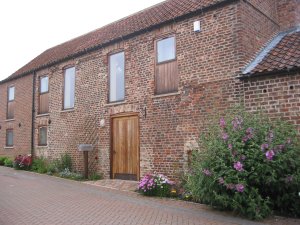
109,52,125,102
7,86,15,119
8,86,15,101
40,76,49,93
6,129,13,147
38,127,47,146
157,36,175,63
63,67,76,109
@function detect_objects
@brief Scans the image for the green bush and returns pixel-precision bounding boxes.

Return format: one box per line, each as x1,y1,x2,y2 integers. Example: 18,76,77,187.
186,108,300,220
4,158,13,167
55,153,72,172
0,156,8,166
59,168,83,180
31,157,48,174
88,172,103,181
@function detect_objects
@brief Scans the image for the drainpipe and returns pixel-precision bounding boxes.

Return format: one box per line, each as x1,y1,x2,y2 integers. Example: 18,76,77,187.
31,71,36,156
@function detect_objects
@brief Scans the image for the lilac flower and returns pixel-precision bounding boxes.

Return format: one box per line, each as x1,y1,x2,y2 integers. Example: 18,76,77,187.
226,183,235,190
246,127,254,135
228,144,233,150
265,150,275,160
222,133,229,141
232,150,237,157
240,155,246,161
275,144,285,153
219,117,226,128
234,161,244,171
202,169,212,176
261,143,269,152
286,138,292,145
242,136,249,143
218,177,225,185
285,175,293,184
232,116,243,130
235,184,245,192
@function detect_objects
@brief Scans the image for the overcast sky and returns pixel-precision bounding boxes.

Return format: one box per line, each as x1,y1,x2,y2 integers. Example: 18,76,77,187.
0,0,165,81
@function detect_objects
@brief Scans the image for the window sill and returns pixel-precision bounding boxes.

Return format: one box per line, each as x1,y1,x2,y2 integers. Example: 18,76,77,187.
105,101,127,107
61,108,75,113
152,92,180,99
37,145,48,147
36,113,49,118
5,119,15,122
4,146,14,149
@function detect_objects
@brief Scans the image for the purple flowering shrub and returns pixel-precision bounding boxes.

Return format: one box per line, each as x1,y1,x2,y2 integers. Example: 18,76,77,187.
138,173,173,197
186,108,300,220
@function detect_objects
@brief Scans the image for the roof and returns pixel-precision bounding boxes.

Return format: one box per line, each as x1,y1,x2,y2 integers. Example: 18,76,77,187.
242,27,300,77
1,0,233,83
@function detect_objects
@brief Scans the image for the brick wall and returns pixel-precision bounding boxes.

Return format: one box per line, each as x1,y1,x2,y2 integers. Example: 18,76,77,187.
277,0,300,30
243,72,300,132
0,75,33,159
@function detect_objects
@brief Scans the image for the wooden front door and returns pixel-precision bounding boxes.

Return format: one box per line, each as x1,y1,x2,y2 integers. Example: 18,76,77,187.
111,114,139,180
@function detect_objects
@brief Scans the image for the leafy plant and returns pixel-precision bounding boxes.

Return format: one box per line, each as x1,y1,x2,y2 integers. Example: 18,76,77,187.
185,108,300,220
59,168,83,180
138,173,174,197
55,153,72,172
4,158,13,167
0,156,9,166
13,154,32,170
88,172,103,181
31,157,48,173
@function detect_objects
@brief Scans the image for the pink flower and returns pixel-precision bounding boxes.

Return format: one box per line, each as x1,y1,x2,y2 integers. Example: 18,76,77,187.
265,150,275,160
222,133,229,141
261,143,269,151
202,169,212,176
219,117,226,128
235,184,245,192
228,144,233,150
218,177,224,185
234,161,244,171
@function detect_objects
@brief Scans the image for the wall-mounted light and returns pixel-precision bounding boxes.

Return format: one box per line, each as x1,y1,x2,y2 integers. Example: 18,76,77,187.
48,119,52,125
0,125,2,130
18,123,22,127
194,21,201,32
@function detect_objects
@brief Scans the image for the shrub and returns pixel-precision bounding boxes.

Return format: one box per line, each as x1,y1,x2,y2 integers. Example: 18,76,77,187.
186,108,300,220
88,172,103,181
138,173,173,197
13,155,32,170
0,156,8,166
55,153,72,172
4,158,13,167
31,157,48,173
59,168,83,180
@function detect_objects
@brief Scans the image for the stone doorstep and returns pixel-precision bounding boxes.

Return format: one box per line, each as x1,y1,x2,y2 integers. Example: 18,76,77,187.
84,179,138,192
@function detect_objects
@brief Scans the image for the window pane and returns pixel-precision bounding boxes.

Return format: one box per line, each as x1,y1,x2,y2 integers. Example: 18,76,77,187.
157,37,175,63
8,87,15,101
109,52,125,102
6,130,13,146
39,127,47,146
40,76,49,93
64,67,75,109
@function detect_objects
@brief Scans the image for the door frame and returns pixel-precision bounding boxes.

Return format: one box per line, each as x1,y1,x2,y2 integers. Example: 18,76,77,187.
110,112,140,180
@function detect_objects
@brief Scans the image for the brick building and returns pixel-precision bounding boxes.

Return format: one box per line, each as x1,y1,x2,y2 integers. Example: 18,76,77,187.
0,0,299,180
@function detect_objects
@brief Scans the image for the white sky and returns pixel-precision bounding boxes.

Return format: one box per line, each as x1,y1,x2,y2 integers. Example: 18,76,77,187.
0,0,165,81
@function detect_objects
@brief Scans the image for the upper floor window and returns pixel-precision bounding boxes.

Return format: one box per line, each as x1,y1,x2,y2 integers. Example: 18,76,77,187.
6,129,13,147
63,67,75,109
7,86,15,119
157,36,176,63
109,52,125,102
155,36,178,95
39,76,49,114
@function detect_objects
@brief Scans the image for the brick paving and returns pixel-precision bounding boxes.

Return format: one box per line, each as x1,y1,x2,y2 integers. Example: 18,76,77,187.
0,167,299,225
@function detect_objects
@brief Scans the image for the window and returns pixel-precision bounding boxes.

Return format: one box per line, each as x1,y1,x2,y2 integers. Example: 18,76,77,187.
6,129,13,147
39,76,49,114
155,36,178,94
7,86,15,119
157,36,175,63
38,127,47,146
109,52,125,102
63,67,75,109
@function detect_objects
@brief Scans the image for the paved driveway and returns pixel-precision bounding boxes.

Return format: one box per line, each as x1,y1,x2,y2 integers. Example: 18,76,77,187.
0,167,298,225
